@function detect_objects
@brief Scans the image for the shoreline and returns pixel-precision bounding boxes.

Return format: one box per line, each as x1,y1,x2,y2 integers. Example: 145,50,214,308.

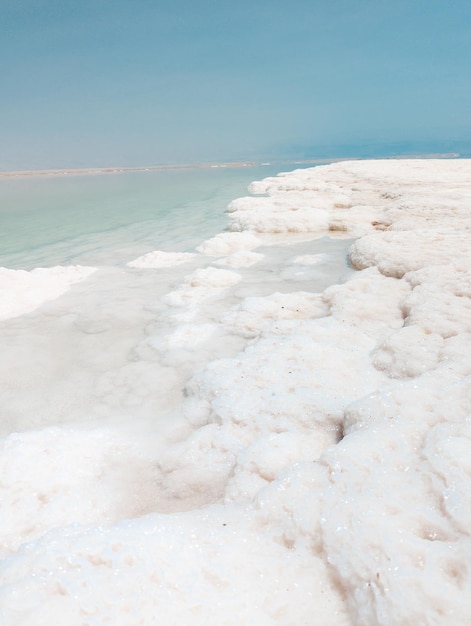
0,153,460,179
0,159,332,180
0,158,471,624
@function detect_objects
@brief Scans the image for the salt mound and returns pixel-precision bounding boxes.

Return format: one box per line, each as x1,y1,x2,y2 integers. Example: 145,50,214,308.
0,265,96,321
196,231,262,256
127,250,196,268
164,267,242,308
215,250,264,268
350,228,471,277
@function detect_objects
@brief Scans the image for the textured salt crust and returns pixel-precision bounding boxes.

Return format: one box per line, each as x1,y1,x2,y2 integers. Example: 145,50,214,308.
291,253,329,265
163,266,242,309
1,159,471,625
221,291,328,338
127,250,196,268
214,250,264,268
0,265,96,321
350,228,471,277
196,231,262,256
0,427,164,556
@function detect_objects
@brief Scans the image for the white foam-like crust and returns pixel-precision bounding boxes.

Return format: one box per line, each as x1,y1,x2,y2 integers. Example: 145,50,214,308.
0,265,96,321
221,291,328,338
127,250,196,268
214,250,264,268
196,231,262,256
163,267,242,309
228,158,471,238
2,159,471,625
0,427,163,556
290,253,329,265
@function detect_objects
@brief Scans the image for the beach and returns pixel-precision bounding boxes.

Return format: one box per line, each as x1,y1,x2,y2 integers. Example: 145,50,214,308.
0,158,470,625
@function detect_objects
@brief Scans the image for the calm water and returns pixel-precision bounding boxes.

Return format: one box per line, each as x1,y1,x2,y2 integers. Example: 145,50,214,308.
0,160,354,437
0,164,306,269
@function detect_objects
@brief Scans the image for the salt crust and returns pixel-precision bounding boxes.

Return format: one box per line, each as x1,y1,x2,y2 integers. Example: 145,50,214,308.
1,160,471,625
214,250,264,268
127,233,263,270
196,231,262,256
163,266,242,309
127,250,196,268
0,265,96,321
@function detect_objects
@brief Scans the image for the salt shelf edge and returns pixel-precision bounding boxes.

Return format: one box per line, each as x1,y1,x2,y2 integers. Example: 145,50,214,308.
0,265,97,321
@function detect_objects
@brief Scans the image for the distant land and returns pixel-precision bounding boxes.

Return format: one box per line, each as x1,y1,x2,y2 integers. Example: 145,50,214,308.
0,154,461,179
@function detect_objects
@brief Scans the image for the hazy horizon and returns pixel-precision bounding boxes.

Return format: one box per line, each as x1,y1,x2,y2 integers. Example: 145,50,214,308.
2,140,471,176
2,0,470,171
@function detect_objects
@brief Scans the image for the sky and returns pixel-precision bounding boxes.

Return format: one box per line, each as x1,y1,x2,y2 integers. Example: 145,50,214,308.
1,0,471,170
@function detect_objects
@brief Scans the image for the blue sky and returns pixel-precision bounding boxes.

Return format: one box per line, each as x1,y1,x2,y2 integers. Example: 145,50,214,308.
2,0,470,169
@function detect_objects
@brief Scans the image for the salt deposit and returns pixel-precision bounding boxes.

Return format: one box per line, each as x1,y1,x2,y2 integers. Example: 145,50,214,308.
127,250,196,268
0,265,96,321
1,159,471,625
196,231,262,256
214,249,264,268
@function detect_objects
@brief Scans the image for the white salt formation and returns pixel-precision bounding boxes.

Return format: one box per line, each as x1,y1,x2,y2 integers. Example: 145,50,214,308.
127,250,196,268
0,159,471,625
0,265,96,321
196,231,262,256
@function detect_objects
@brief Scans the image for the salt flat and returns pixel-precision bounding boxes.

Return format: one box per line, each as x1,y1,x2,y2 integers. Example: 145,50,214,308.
0,159,470,625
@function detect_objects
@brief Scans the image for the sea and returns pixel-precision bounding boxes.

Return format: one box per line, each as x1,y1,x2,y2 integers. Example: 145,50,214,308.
0,165,283,269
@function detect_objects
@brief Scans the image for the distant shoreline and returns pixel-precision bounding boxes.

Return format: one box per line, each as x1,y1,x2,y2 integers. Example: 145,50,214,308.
0,154,460,179
0,160,330,180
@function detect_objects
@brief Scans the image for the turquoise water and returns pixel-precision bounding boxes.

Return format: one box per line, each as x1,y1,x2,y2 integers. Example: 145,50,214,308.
0,165,301,270
0,159,355,437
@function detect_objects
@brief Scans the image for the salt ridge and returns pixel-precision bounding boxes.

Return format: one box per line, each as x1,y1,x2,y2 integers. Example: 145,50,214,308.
1,159,470,625
0,265,96,321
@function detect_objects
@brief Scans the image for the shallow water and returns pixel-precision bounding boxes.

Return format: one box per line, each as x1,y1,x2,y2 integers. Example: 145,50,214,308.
0,165,310,269
0,244,353,438
0,163,353,439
